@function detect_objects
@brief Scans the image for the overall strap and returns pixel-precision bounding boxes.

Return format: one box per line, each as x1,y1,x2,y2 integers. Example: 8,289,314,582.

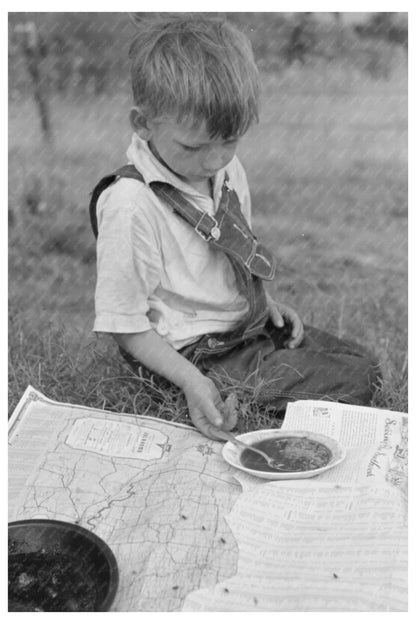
89,164,145,238
153,178,276,281
89,163,219,242
89,167,276,281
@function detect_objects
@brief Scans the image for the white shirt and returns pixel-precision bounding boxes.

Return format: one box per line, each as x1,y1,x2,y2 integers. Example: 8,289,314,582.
93,134,252,349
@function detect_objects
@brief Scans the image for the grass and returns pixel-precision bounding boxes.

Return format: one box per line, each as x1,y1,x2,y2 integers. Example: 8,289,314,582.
8,64,408,426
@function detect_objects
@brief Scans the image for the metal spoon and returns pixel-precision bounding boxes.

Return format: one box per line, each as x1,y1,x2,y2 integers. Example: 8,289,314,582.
219,430,288,470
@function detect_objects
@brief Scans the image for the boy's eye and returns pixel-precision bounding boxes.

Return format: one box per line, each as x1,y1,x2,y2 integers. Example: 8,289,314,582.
181,144,201,152
180,139,238,152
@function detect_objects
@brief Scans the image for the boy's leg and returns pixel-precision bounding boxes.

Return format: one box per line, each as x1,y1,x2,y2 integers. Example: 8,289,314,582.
200,324,380,411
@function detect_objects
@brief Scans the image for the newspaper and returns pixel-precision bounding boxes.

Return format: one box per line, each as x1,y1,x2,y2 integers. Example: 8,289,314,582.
183,400,408,611
8,387,407,611
282,400,408,489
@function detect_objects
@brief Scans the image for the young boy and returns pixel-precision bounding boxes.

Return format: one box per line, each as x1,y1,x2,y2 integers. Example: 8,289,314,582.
90,15,379,440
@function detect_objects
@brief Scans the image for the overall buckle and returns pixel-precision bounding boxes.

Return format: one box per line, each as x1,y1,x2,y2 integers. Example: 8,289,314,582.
194,213,221,241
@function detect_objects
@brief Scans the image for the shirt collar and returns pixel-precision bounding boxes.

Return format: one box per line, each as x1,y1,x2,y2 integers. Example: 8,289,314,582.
126,133,228,200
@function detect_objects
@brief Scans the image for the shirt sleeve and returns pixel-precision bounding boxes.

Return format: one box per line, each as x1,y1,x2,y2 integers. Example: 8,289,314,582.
93,179,163,334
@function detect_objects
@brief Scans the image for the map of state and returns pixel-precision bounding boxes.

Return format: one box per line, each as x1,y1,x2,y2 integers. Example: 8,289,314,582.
8,388,242,611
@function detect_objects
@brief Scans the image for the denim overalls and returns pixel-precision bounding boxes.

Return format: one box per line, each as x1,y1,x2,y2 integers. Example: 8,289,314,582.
90,166,380,413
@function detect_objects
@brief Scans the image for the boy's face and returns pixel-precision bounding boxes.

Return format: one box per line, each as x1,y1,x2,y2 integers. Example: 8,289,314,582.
132,111,240,184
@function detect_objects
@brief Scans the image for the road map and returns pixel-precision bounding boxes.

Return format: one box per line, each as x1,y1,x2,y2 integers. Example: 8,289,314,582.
9,386,407,611
8,386,242,611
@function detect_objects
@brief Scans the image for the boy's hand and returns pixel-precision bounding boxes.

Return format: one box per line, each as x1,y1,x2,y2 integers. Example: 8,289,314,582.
183,376,238,440
267,297,304,349
115,330,237,440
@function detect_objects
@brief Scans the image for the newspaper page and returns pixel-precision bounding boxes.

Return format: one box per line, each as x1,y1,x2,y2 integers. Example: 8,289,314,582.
183,478,407,611
8,388,408,611
281,400,408,491
183,401,408,611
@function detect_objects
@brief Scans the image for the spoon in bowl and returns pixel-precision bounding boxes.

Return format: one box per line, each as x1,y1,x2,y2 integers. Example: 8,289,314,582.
218,430,288,470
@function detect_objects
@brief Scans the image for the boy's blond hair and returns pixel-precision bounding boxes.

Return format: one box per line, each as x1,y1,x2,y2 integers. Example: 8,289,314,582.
129,15,260,139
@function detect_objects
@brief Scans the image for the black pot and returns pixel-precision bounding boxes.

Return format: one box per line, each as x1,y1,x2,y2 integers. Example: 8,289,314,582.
8,519,119,612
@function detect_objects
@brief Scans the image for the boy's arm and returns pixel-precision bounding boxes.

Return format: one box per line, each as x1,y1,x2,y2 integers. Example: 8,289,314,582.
113,330,235,439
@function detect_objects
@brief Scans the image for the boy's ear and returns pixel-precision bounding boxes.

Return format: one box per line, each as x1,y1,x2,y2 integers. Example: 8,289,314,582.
129,107,152,140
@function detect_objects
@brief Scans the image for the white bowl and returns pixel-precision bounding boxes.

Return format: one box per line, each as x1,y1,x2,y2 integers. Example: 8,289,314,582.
222,429,346,480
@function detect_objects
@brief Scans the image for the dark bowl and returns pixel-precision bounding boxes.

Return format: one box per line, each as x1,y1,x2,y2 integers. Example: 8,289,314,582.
8,519,119,612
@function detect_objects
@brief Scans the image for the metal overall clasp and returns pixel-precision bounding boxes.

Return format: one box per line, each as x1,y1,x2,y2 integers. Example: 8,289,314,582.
194,213,221,241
